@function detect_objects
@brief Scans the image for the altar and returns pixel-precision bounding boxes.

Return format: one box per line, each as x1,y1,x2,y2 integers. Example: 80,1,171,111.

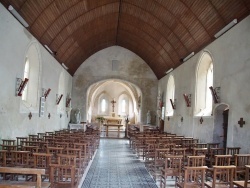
104,117,123,124
103,123,123,137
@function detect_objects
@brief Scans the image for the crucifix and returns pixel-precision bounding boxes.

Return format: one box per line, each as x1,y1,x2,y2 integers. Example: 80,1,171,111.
238,117,245,128
111,98,116,112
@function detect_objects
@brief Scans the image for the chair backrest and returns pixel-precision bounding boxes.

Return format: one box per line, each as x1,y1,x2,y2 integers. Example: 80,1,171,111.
234,154,250,168
212,166,236,188
244,165,250,188
163,155,183,176
33,153,52,168
49,164,76,188
182,166,208,187
214,155,232,166
187,155,205,167
226,147,241,156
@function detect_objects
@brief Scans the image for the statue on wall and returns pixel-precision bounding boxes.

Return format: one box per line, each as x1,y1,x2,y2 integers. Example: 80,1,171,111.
147,110,151,124
70,108,81,124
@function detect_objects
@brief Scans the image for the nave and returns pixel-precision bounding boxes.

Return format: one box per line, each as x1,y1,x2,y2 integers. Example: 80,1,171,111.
82,138,158,188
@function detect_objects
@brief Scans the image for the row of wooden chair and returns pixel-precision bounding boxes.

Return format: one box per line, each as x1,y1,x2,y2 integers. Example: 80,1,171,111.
128,130,249,187
0,128,100,188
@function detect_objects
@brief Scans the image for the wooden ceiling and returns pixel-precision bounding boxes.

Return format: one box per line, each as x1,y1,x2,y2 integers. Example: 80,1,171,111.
1,0,250,79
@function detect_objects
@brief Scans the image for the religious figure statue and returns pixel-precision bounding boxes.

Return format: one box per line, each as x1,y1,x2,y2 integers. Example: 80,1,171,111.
70,108,81,124
147,110,151,124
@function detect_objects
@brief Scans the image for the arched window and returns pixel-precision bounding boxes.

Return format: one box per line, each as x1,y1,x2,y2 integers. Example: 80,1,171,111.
195,52,213,116
22,57,29,101
121,99,126,113
101,99,106,112
20,43,41,113
118,94,129,116
98,93,109,115
165,75,175,116
57,71,65,114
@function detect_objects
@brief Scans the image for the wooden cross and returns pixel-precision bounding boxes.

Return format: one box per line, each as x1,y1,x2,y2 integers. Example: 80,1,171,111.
238,117,245,128
111,99,116,112
28,112,32,120
200,117,203,124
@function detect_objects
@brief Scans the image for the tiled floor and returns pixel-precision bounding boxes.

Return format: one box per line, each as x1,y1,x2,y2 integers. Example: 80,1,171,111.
82,138,158,188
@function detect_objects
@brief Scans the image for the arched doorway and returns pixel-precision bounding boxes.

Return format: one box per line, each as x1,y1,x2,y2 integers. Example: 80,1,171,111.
213,104,229,149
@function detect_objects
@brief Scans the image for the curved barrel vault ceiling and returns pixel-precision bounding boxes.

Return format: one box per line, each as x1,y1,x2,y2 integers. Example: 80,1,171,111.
1,0,250,79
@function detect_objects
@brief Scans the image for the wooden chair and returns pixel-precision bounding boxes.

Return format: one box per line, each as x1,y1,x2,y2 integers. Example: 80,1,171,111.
0,150,7,167
65,148,84,174
10,151,30,168
234,154,250,180
57,153,80,183
226,147,241,164
206,148,225,167
33,153,52,181
205,165,236,188
177,166,208,188
50,164,77,188
206,154,232,178
16,137,28,150
233,165,250,188
206,142,220,159
173,148,186,161
151,148,171,180
46,146,63,164
160,155,183,188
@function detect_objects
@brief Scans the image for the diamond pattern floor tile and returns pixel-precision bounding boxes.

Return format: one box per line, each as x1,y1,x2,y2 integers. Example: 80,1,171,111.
82,138,158,188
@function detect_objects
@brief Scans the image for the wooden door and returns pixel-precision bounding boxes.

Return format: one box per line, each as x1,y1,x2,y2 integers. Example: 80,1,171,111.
222,109,229,150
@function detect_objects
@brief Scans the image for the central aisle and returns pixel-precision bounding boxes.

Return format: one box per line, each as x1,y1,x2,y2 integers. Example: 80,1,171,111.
82,138,158,188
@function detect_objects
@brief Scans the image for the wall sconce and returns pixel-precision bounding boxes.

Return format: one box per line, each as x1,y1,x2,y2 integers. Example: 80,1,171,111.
28,112,32,120
42,88,51,100
200,117,204,124
170,99,176,110
183,52,195,62
66,97,71,108
8,5,29,27
165,68,173,74
16,78,29,96
214,19,237,38
62,63,68,70
44,45,57,56
209,86,220,103
56,94,63,105
183,94,191,107
48,113,51,119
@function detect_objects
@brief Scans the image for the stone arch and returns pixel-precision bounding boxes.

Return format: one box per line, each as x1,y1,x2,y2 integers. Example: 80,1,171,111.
86,79,142,124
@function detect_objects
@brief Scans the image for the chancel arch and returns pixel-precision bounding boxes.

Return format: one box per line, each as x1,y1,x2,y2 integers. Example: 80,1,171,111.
86,79,142,124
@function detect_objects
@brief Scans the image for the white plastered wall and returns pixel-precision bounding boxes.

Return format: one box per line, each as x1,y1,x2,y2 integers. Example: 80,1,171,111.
0,4,72,141
72,46,158,124
158,15,250,153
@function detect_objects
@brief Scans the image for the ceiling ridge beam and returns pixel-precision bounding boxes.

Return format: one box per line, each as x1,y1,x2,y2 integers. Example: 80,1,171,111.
116,0,122,44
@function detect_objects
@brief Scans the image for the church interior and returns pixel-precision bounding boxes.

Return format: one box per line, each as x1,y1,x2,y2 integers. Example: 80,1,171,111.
0,0,250,187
